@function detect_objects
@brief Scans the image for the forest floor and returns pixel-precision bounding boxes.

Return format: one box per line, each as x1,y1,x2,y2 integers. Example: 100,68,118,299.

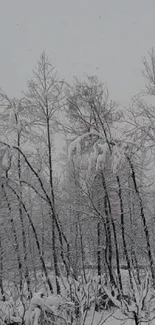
85,309,153,325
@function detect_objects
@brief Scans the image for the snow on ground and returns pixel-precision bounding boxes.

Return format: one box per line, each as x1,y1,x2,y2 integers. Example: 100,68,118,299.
85,309,150,325
1,267,154,324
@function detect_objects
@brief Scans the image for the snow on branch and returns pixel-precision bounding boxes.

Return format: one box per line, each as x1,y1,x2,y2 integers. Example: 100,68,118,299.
1,149,12,172
68,130,103,159
95,143,109,171
104,272,155,324
111,143,125,174
25,291,74,325
68,129,126,175
0,298,21,324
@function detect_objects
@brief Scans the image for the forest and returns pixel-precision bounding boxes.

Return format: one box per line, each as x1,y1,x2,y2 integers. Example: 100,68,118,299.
0,50,155,325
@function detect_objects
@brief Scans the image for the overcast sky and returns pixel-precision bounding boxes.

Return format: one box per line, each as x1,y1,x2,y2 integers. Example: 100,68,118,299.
0,0,155,106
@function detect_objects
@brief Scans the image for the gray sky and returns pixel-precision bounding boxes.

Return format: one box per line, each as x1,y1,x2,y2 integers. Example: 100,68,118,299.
0,0,155,106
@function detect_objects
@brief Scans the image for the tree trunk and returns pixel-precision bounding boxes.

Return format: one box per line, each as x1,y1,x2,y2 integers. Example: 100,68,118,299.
2,184,23,291
128,183,141,285
46,115,60,294
52,217,61,294
78,217,87,282
8,184,54,293
17,131,31,297
97,221,101,279
101,172,123,292
104,195,115,285
127,157,155,285
133,312,139,325
117,175,133,290
0,236,5,301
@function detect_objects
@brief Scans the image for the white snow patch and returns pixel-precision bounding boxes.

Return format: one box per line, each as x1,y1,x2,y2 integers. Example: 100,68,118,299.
68,130,104,159
1,149,11,171
111,144,125,174
96,143,109,171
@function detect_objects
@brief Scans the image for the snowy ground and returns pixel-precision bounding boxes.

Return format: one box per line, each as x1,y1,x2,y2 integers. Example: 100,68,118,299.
1,268,155,324
85,309,151,325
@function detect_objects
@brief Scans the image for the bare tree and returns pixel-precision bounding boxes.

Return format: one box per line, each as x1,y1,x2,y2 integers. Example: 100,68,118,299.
23,52,67,293
64,76,124,291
